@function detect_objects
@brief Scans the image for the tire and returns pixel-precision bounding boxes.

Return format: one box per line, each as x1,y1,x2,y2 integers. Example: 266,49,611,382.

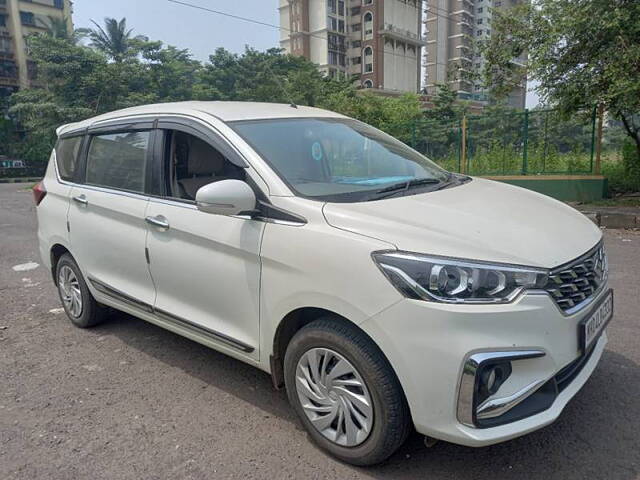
284,317,411,466
55,253,106,328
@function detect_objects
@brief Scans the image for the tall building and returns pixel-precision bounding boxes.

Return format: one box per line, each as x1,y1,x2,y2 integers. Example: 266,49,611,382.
0,0,73,97
423,0,526,109
279,0,425,94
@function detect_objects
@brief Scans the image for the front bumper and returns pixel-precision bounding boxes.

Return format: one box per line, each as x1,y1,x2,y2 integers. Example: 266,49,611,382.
359,286,609,447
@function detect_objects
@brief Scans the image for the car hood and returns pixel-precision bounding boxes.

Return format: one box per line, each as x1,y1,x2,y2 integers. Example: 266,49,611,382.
322,178,602,268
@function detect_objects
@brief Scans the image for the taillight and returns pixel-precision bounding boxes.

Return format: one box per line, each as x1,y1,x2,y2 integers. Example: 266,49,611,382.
32,181,47,206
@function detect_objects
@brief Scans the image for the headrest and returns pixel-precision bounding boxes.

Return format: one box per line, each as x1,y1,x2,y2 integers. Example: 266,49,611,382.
188,136,225,175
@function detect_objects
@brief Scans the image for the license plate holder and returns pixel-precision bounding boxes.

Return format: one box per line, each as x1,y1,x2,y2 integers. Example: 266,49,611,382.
579,289,613,353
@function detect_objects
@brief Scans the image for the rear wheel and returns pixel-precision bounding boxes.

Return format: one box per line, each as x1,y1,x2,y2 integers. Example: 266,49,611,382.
284,317,411,466
56,253,106,328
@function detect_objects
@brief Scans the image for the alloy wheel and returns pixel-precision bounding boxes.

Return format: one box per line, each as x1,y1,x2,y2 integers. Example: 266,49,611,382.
58,265,83,318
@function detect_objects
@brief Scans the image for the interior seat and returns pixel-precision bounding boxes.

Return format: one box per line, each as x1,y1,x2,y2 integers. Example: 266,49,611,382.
178,136,228,200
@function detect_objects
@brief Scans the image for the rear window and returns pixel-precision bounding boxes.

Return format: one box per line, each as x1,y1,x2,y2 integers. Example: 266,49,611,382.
55,136,83,182
85,131,150,193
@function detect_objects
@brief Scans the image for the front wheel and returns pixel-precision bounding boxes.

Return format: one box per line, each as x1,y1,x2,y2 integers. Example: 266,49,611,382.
284,317,411,466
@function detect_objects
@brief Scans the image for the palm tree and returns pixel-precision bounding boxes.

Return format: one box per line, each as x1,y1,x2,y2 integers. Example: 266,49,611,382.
85,17,139,62
41,16,70,39
40,16,84,43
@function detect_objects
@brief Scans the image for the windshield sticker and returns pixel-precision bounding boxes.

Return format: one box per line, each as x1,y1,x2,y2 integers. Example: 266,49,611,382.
311,142,323,162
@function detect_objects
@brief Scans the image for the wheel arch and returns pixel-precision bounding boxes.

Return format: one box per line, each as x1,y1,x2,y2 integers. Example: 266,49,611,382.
269,307,403,399
50,243,71,285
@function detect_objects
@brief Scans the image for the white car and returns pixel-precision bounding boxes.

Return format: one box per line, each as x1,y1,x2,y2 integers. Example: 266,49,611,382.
34,102,612,466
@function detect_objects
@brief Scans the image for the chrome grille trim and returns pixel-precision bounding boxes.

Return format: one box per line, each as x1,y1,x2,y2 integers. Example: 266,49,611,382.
544,241,608,315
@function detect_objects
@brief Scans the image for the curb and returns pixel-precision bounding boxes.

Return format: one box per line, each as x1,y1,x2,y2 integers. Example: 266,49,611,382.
580,211,639,229
0,177,42,184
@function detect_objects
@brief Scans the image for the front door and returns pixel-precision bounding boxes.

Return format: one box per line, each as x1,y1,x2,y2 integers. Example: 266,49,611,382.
145,127,264,360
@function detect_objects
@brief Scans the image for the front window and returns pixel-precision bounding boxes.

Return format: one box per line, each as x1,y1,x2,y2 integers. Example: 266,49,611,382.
230,118,451,202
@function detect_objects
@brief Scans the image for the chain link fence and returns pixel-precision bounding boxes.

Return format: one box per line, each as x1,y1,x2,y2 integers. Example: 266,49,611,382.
410,107,603,176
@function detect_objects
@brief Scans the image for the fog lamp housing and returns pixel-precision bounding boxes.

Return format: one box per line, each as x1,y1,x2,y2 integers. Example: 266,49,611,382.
457,350,546,428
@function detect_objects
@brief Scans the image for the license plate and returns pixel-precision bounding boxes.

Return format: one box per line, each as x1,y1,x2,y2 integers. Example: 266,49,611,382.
580,290,613,352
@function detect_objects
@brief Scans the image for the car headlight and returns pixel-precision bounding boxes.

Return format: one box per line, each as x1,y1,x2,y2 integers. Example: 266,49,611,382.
372,251,549,304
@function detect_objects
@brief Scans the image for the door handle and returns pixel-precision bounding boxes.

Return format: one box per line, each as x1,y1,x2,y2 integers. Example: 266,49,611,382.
72,194,88,206
145,215,170,230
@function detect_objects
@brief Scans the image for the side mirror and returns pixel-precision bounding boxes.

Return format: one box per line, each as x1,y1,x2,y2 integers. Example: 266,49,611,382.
195,179,257,216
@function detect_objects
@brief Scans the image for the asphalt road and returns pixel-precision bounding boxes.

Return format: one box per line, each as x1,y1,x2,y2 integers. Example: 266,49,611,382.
1,182,639,480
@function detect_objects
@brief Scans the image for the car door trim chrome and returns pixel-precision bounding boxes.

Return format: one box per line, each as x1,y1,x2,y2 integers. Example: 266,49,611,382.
89,277,154,314
88,277,255,353
153,308,255,353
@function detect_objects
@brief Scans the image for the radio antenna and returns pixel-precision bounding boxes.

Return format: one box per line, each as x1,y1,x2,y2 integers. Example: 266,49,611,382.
264,61,297,109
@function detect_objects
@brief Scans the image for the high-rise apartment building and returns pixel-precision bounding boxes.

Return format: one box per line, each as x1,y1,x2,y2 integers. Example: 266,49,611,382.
423,0,526,109
0,0,73,96
279,0,425,94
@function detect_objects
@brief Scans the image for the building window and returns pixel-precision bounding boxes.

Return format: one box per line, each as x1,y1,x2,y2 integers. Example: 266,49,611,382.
477,7,483,12
27,60,37,80
363,80,373,88
352,23,361,32
477,18,483,24
328,17,344,33
328,51,346,67
0,36,11,54
338,0,345,16
363,12,373,39
352,40,361,48
0,14,6,27
20,11,36,26
476,29,483,36
328,0,337,14
363,46,373,73
328,33,345,52
495,1,502,5
54,0,64,8
351,6,361,16
0,59,18,79
364,0,373,4
352,56,362,65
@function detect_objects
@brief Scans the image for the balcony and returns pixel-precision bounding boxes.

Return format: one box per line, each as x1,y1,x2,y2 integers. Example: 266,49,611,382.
0,74,19,86
379,23,427,46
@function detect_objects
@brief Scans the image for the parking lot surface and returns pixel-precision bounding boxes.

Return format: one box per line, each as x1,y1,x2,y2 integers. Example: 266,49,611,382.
1,182,639,480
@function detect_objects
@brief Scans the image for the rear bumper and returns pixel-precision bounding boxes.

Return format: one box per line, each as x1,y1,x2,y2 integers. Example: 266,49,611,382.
359,286,609,447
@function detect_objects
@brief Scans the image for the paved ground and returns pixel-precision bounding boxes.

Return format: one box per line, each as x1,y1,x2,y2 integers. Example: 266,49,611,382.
1,182,639,480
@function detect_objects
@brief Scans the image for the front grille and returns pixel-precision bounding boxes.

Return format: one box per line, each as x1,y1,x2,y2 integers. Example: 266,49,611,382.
544,243,607,313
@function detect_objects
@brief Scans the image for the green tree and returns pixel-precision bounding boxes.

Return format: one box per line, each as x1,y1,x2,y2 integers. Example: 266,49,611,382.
482,0,640,164
84,17,142,62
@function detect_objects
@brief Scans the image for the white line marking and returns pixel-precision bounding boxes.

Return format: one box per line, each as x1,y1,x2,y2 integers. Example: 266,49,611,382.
12,262,40,272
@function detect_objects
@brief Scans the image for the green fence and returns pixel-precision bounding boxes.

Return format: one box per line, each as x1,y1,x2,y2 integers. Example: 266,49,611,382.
409,108,602,176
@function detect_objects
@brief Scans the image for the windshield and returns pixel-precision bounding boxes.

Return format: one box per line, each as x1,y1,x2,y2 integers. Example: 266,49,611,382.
230,118,451,202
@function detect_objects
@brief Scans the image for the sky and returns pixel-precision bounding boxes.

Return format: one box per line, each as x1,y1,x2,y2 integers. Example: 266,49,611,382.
72,0,539,107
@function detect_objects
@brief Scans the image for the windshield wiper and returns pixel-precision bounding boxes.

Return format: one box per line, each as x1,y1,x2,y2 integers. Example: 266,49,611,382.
368,178,442,200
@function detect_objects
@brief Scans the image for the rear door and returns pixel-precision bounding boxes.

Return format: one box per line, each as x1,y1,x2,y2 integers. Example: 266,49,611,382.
68,125,156,307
